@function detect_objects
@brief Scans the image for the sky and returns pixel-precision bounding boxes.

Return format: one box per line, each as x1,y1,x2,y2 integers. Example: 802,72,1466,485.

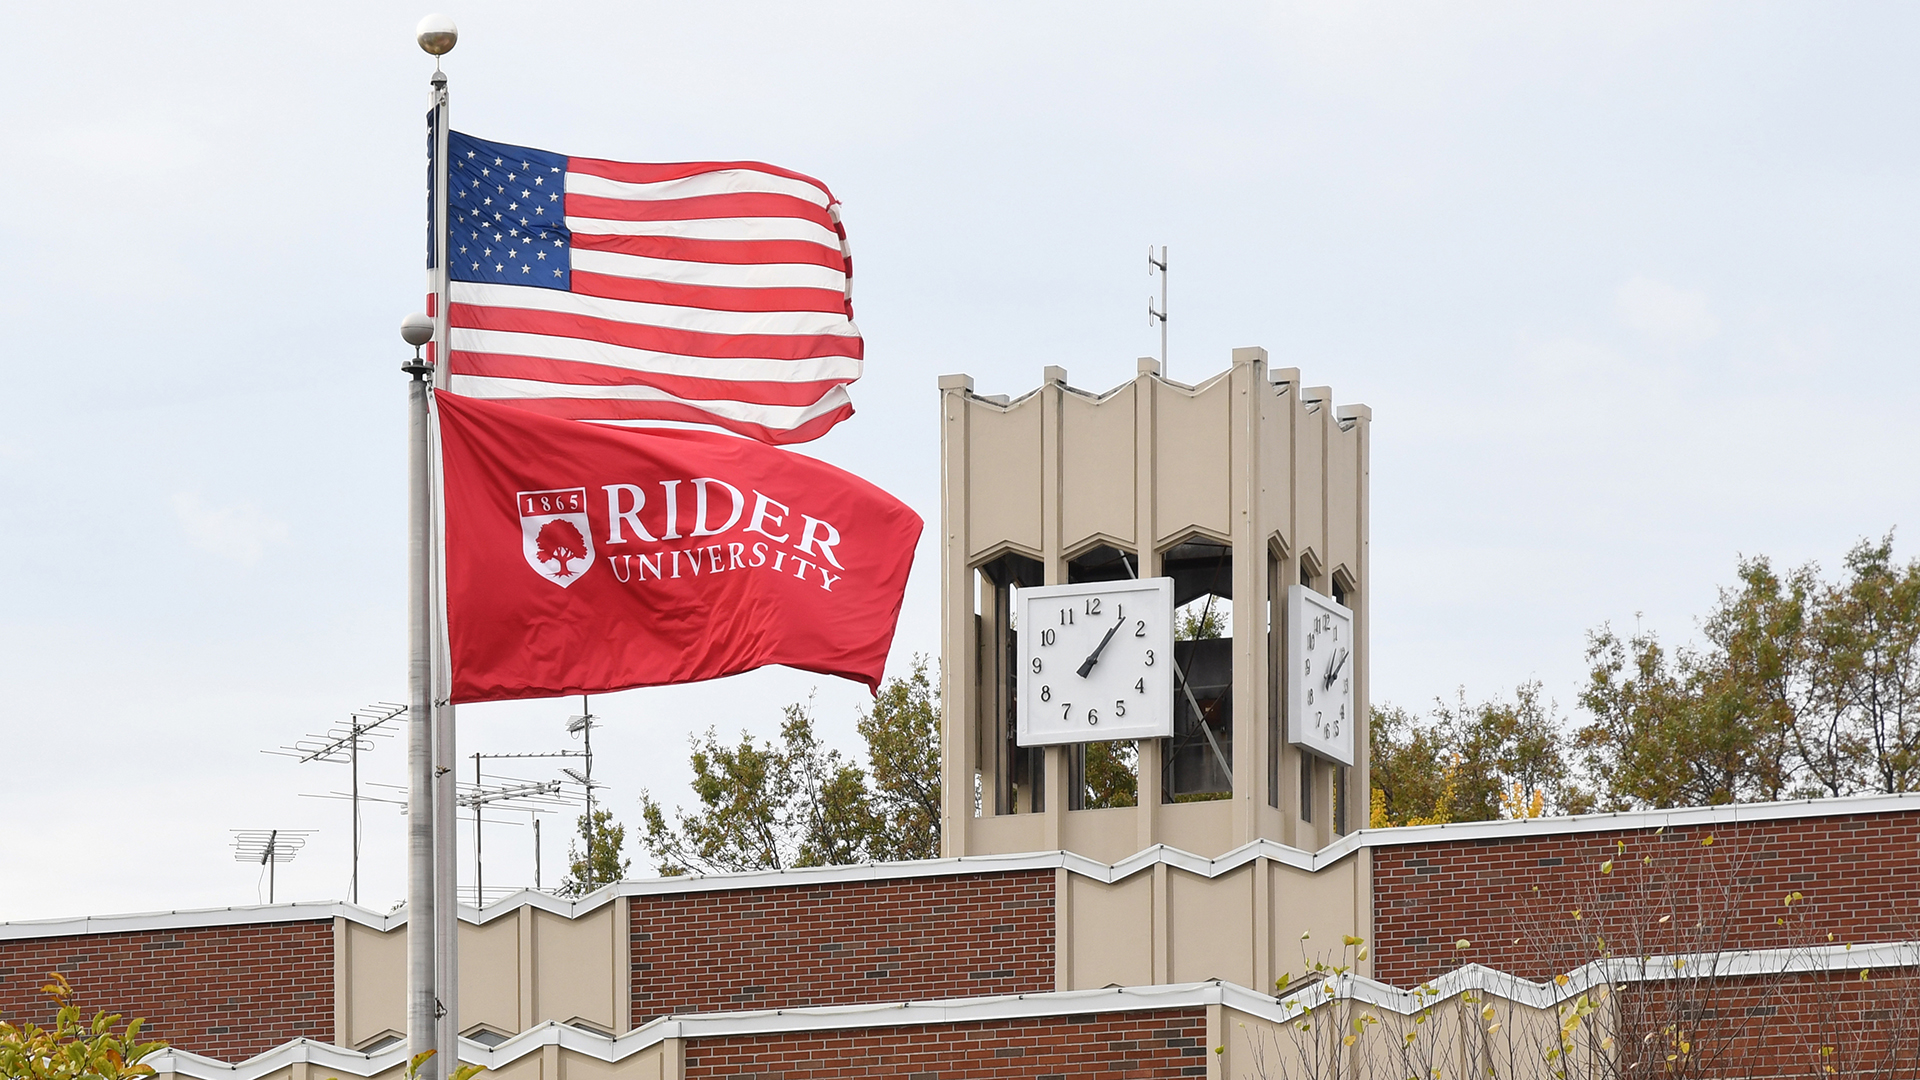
0,2,1914,922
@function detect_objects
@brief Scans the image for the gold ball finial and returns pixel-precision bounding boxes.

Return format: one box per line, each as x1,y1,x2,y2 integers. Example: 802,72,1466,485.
416,14,458,56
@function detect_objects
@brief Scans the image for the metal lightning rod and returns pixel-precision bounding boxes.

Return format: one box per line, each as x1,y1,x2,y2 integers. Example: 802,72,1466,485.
1148,245,1168,377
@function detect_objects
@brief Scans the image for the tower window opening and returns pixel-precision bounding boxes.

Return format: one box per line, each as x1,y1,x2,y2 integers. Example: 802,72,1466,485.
976,552,1044,815
1162,538,1232,802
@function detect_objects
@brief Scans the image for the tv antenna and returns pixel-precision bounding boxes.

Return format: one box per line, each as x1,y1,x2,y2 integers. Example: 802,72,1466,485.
1148,244,1169,375
232,829,314,904
270,701,406,904
563,695,608,881
460,760,571,904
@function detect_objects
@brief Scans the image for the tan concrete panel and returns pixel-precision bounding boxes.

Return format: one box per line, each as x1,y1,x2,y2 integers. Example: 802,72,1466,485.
969,808,1049,853
1272,857,1363,981
1066,874,1154,989
1258,385,1294,556
479,1052,545,1080
965,396,1042,560
532,905,618,1031
1062,805,1143,865
1157,797,1234,859
460,916,523,1036
1326,425,1360,581
560,1045,666,1080
1060,387,1136,550
1293,404,1325,559
1152,380,1232,544
1167,864,1255,986
342,921,407,1050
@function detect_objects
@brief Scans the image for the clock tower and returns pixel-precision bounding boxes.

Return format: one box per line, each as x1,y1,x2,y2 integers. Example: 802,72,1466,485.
938,348,1371,861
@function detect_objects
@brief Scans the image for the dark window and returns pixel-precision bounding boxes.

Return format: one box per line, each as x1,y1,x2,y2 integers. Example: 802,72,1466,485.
1334,765,1349,835
1164,538,1232,802
978,552,1044,814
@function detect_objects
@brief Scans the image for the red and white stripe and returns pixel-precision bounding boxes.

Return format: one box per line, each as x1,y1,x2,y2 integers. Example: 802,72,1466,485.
445,159,859,445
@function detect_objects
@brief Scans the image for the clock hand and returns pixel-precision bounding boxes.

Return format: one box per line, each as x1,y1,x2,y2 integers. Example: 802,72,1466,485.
1323,646,1349,689
1076,620,1124,678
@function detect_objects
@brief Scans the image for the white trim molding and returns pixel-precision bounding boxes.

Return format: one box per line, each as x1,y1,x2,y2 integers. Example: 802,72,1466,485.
10,793,1919,942
146,940,1920,1076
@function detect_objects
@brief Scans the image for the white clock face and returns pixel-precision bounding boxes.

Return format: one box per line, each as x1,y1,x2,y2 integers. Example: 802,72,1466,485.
1015,577,1175,746
1288,584,1355,765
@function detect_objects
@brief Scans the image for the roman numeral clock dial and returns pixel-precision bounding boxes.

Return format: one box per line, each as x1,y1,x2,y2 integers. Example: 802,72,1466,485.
1287,583,1356,765
1015,577,1175,745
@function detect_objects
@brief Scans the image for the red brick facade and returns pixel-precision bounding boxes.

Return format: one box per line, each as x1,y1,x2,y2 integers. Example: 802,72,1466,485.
0,920,333,1060
1609,971,1920,1078
681,1009,1209,1079
1368,810,1920,987
632,871,1055,1022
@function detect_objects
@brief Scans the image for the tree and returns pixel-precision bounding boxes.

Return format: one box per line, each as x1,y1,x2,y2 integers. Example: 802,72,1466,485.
1807,535,1920,794
1571,535,1920,808
1370,683,1582,827
1177,595,1226,641
0,974,164,1080
557,807,629,896
534,518,588,578
639,664,945,874
1575,557,1811,811
1575,626,1742,811
856,656,942,860
638,696,882,874
1083,742,1139,809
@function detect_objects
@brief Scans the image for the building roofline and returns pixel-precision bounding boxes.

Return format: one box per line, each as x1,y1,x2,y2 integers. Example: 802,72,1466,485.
10,792,1917,942
145,939,1920,1077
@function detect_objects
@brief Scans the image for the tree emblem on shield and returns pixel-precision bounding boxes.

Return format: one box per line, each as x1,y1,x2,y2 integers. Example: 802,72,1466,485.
517,488,595,587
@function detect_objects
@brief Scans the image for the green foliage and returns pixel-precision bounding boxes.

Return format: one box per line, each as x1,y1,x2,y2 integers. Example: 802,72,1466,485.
1176,595,1226,641
855,656,942,860
0,974,164,1080
1578,535,1920,809
639,662,943,874
557,808,629,896
1370,683,1583,827
1082,741,1138,808
1376,532,1920,821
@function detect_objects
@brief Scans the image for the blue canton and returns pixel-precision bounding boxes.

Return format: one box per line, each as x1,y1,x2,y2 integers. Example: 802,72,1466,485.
448,132,571,290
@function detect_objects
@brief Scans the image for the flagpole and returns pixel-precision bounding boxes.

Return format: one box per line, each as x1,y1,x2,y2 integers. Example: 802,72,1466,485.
402,322,437,1080
427,63,460,1078
412,15,458,1080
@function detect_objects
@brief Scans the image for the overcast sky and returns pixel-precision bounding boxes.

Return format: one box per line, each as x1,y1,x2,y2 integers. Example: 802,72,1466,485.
1,3,1914,921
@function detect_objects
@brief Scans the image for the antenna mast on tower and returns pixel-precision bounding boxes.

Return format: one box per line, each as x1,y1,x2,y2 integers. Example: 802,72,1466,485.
1148,245,1169,376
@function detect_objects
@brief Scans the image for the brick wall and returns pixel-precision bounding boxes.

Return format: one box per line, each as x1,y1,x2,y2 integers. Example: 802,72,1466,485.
1608,970,1920,1078
682,1009,1209,1079
0,920,333,1061
1370,811,1920,987
633,871,1055,1022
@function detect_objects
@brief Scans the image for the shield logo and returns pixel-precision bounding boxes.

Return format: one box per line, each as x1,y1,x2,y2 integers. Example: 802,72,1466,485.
517,488,595,587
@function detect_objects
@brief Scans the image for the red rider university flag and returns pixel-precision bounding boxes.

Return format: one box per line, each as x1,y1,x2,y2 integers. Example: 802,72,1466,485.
436,391,921,703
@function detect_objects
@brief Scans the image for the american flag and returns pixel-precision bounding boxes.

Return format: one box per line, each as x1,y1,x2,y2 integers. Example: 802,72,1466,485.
431,131,860,445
